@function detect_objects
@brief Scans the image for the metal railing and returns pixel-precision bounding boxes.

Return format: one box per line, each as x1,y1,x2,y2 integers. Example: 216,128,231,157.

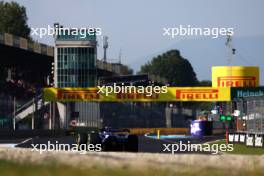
14,94,42,116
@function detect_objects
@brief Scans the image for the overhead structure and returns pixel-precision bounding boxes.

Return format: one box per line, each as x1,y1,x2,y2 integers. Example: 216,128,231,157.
103,36,109,63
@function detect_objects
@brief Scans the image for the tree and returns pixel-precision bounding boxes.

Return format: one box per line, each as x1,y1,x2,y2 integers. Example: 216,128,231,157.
198,80,212,87
139,50,198,86
0,1,31,38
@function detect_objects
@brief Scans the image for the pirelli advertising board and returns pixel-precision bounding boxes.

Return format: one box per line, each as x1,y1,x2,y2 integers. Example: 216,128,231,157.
43,87,231,102
212,66,259,88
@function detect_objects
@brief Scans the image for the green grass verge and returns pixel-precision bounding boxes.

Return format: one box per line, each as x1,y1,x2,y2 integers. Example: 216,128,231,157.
0,159,163,176
212,140,264,155
0,158,264,176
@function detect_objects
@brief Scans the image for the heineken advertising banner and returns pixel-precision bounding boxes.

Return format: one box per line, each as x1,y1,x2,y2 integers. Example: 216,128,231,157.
43,87,231,102
231,87,264,99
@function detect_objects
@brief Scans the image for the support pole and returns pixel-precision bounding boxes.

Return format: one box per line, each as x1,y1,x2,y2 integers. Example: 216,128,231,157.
157,130,160,140
225,121,229,144
52,102,55,129
32,98,35,130
13,97,16,130
49,102,52,130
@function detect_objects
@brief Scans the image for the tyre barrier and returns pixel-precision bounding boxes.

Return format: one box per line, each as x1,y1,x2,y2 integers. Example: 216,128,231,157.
228,133,234,143
255,134,264,147
234,133,239,142
246,134,254,147
228,132,263,147
239,133,246,143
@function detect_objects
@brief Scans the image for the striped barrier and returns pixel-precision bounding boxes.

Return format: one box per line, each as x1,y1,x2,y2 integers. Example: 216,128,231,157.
240,133,246,143
255,134,264,147
246,134,254,147
228,132,264,148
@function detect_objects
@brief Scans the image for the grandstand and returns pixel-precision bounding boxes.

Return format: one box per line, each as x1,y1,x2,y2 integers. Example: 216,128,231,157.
0,32,134,129
0,32,53,128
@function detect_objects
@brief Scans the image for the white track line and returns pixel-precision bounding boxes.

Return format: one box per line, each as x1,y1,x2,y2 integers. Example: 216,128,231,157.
15,138,33,147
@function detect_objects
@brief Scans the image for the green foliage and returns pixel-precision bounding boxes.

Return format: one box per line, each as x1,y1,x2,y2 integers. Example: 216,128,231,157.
197,102,214,111
212,140,264,155
198,80,212,87
139,50,198,86
0,1,30,38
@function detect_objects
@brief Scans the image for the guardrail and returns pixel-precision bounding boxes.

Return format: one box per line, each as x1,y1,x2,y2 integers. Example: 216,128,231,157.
15,94,42,116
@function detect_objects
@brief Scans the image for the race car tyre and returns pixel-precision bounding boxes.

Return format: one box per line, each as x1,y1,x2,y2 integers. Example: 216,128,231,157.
103,136,117,151
126,135,138,152
76,133,88,150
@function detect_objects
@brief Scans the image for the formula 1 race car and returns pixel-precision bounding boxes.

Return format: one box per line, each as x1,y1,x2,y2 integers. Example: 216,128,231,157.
76,127,138,152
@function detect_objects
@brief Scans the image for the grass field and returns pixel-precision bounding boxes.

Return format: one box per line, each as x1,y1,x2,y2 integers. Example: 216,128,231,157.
212,140,264,155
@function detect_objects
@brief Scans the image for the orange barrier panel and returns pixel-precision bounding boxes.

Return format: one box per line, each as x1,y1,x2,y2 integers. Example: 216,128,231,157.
128,128,189,135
